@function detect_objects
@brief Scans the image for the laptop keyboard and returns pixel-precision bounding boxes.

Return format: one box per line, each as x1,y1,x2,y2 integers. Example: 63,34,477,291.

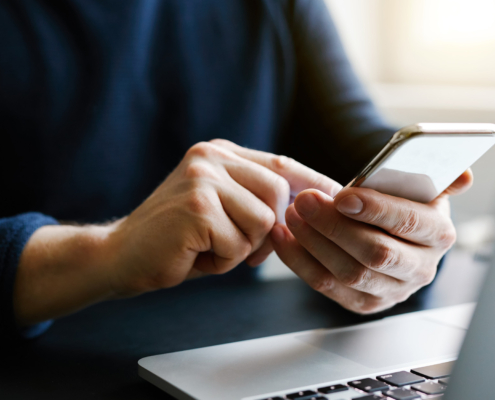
257,361,454,400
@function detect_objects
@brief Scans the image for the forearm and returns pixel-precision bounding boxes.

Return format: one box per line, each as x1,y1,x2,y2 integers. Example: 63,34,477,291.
13,223,117,327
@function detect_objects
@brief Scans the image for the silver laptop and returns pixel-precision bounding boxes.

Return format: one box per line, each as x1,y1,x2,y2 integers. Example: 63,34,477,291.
138,258,495,400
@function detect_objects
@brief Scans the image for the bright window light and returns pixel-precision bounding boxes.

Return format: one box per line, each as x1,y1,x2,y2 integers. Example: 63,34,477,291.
416,0,495,45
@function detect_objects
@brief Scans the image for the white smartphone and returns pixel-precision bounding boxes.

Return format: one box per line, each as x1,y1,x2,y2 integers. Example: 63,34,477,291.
348,123,495,203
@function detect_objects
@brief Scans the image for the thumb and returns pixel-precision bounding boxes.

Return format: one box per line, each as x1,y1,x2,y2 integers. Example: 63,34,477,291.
443,169,473,196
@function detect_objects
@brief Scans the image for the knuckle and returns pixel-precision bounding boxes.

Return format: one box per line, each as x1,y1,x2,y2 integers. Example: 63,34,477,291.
394,209,420,236
322,217,343,240
183,161,216,180
340,266,369,290
248,207,276,241
303,171,325,191
258,208,276,233
369,242,397,271
309,274,334,293
367,202,390,226
311,174,325,189
186,141,219,159
185,188,214,216
238,240,253,261
308,173,335,195
217,241,252,267
272,155,295,173
303,236,319,255
438,224,457,249
209,138,232,147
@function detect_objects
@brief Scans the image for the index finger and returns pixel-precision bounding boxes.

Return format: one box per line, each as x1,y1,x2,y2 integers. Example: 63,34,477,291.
210,139,343,197
443,168,473,196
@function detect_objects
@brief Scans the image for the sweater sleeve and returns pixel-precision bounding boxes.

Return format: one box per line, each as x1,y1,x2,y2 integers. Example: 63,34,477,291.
279,0,396,186
0,213,59,341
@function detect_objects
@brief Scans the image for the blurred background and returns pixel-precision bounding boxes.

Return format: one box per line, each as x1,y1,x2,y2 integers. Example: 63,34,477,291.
262,0,495,280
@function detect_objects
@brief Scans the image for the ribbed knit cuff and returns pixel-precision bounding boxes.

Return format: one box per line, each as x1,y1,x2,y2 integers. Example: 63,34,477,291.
0,213,59,341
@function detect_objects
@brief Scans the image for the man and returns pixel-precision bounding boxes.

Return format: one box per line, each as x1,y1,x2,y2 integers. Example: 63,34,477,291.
0,0,471,340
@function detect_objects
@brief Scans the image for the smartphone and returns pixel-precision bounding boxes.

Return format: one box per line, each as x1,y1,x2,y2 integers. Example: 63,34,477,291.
347,123,495,203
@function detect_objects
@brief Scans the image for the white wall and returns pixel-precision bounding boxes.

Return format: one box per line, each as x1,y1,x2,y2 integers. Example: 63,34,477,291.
324,0,382,82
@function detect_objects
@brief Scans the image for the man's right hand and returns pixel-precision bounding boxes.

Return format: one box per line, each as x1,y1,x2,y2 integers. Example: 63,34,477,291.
106,140,342,296
14,140,341,325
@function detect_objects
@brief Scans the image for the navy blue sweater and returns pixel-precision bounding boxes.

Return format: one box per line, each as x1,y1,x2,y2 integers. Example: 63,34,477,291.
0,0,394,340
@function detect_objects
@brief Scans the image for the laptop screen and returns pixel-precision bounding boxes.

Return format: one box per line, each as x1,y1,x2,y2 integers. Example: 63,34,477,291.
444,257,495,399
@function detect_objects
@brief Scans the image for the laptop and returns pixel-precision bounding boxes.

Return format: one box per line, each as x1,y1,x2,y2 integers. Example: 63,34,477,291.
138,257,495,400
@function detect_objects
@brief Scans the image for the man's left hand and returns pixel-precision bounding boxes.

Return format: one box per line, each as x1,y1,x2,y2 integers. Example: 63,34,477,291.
271,169,473,314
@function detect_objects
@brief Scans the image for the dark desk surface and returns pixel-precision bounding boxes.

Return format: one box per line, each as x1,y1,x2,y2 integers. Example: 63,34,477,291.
3,250,488,400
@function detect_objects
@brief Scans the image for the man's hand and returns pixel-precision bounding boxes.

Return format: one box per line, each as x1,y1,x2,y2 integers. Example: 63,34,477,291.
13,140,341,325
271,170,473,314
105,140,340,296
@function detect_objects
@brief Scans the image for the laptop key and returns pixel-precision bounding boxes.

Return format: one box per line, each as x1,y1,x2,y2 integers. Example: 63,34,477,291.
411,381,447,395
287,397,325,400
318,384,348,394
384,388,421,400
352,395,383,400
377,371,425,387
439,377,450,385
411,361,455,379
348,378,389,392
286,390,318,399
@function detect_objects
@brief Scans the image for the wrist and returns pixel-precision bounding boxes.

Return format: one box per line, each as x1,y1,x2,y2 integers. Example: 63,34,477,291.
13,222,120,326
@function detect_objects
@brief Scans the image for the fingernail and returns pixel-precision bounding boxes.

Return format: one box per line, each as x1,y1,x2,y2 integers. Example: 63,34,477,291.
270,225,286,244
337,195,363,215
296,193,319,219
286,207,303,228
